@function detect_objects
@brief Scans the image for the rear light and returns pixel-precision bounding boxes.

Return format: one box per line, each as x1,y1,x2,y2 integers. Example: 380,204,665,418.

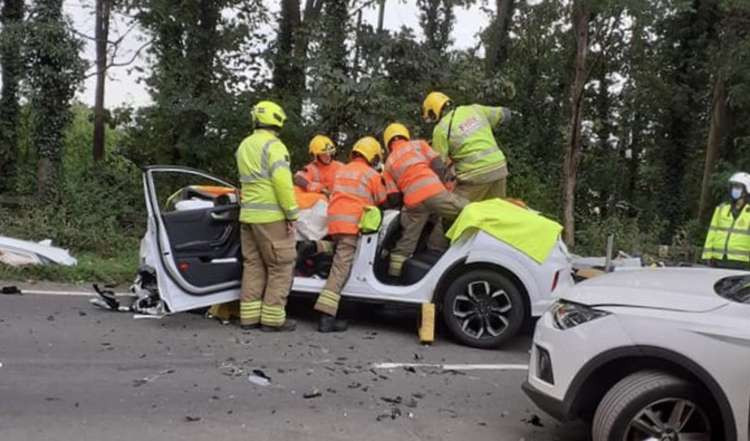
551,270,560,292
551,301,610,330
178,262,190,272
536,345,554,384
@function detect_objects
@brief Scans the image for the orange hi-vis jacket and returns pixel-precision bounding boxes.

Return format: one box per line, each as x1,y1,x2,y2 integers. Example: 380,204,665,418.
294,160,344,194
383,139,447,207
327,157,388,235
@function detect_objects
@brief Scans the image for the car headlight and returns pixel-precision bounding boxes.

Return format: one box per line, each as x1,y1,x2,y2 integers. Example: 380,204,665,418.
551,300,610,330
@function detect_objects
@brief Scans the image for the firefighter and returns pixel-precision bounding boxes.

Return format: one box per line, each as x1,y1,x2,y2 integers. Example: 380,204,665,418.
293,134,344,196
422,91,513,201
236,100,299,332
382,123,468,278
702,172,750,270
314,136,388,333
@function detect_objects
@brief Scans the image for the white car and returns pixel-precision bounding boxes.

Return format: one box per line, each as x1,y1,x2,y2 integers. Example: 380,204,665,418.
133,166,573,348
523,267,750,441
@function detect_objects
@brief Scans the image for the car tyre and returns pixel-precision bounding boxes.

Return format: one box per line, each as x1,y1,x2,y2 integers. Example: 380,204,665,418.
592,370,715,441
441,269,525,349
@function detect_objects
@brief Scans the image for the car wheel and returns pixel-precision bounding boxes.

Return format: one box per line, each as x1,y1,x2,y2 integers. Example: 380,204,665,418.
441,269,525,349
592,370,715,441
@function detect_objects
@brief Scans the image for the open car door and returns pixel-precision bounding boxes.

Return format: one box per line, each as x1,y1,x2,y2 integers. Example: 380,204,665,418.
143,166,242,312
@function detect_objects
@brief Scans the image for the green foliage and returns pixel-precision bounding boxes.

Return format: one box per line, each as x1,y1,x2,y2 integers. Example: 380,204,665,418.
1,106,144,258
0,0,25,192
24,0,86,199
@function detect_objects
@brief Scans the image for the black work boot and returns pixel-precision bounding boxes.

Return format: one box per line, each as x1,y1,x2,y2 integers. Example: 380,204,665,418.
240,323,260,331
318,315,348,333
261,319,297,333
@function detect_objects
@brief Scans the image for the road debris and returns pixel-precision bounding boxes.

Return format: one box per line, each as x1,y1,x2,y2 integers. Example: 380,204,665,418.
247,371,271,387
376,407,402,422
522,414,544,427
184,416,201,422
303,389,322,399
0,236,77,267
380,396,402,405
1,286,21,295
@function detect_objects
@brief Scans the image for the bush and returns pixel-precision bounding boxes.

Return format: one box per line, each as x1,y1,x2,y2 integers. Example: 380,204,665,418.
574,215,668,257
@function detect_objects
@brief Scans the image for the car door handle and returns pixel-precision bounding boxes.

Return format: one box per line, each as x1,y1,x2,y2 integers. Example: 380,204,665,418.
210,211,233,221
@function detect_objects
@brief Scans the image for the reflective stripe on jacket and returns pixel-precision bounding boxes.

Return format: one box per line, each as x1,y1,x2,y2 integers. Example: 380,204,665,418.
383,139,446,207
702,203,750,263
432,104,510,182
328,157,387,235
236,129,299,224
293,160,343,193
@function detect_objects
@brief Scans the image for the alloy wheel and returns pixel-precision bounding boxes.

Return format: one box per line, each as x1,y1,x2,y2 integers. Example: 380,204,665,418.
624,398,712,441
451,280,512,340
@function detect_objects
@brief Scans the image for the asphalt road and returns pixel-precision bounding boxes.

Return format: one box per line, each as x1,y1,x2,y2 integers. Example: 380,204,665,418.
0,290,588,441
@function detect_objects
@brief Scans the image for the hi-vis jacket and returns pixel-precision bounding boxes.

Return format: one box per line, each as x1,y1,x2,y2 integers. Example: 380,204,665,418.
383,138,446,208
432,104,511,183
328,157,387,235
702,203,750,264
294,160,344,194
236,129,299,224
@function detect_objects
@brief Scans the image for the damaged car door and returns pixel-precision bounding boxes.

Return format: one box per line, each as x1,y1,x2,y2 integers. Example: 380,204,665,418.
142,166,244,312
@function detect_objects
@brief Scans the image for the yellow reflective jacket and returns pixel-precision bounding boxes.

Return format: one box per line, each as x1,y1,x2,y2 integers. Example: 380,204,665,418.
432,104,511,183
702,203,750,264
236,129,299,224
445,199,562,263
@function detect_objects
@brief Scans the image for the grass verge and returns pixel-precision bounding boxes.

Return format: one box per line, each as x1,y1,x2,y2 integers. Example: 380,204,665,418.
0,249,139,286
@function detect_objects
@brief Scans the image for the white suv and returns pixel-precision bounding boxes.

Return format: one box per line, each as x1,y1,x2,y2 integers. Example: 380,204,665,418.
523,268,750,441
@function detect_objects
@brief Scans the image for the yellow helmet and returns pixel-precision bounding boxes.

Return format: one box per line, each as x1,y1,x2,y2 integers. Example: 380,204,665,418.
252,100,287,129
351,136,383,164
422,91,451,123
309,135,336,156
383,123,410,149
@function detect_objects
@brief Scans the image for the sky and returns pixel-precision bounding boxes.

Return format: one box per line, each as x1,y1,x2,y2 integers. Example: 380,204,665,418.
66,0,493,109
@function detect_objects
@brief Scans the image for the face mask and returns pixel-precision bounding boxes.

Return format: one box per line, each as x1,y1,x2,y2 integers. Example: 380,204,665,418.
731,187,744,201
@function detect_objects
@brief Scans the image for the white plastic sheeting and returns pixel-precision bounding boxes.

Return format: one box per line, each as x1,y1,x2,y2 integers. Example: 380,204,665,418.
0,236,77,267
294,200,328,241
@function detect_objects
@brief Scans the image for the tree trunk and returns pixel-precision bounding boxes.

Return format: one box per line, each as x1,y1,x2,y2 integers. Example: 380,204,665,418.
562,0,590,246
93,0,111,162
0,0,25,191
698,75,728,222
485,0,515,73
377,0,385,33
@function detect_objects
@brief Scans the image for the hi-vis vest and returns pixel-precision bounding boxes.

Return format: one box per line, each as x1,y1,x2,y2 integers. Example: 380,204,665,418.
702,203,750,263
294,160,343,194
327,158,387,235
236,129,299,224
383,139,445,207
432,104,510,183
446,199,562,264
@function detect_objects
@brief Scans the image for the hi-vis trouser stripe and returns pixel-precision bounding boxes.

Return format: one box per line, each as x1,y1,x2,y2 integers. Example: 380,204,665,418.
260,303,286,327
314,289,341,317
240,300,262,326
389,253,408,277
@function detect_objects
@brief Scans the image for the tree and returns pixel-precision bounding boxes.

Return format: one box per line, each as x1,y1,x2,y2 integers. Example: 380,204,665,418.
271,0,325,118
485,0,515,73
93,0,113,162
562,0,591,246
0,0,25,192
25,0,86,199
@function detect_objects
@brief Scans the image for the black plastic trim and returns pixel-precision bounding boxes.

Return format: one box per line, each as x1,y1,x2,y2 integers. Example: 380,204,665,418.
522,381,566,421
563,345,737,441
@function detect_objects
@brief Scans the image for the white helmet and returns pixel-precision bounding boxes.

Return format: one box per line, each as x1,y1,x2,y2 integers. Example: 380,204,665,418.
729,172,750,193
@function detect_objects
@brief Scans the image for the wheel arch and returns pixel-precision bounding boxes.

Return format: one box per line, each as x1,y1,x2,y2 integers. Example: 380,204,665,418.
564,345,736,441
432,259,531,322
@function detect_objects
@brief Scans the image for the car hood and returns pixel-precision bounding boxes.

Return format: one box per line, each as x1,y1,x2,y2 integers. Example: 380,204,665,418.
562,268,748,312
